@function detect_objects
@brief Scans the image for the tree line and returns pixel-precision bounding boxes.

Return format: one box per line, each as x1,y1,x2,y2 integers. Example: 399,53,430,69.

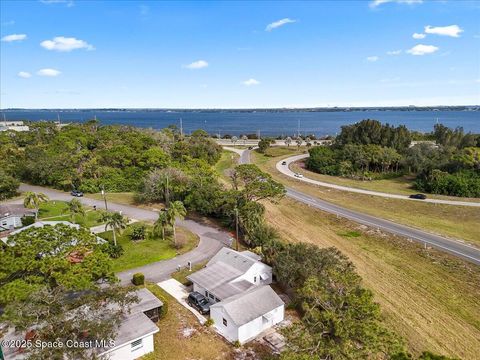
306,120,480,197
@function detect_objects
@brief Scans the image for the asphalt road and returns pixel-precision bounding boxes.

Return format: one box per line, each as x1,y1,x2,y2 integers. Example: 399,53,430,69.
278,154,480,207
236,149,480,265
12,184,231,284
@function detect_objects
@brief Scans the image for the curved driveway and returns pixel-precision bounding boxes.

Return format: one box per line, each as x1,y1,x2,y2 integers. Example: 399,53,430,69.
277,154,480,207
232,149,480,265
10,184,231,285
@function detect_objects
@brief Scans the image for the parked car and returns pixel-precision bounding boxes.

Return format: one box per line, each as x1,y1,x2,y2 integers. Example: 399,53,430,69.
409,193,427,200
294,173,304,178
281,161,287,165
71,190,84,197
187,291,210,314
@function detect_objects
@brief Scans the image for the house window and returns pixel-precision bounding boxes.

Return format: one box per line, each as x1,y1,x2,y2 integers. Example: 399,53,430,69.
254,276,257,283
205,291,209,297
131,338,143,351
1,221,7,226
209,293,214,299
223,318,228,327
215,297,220,302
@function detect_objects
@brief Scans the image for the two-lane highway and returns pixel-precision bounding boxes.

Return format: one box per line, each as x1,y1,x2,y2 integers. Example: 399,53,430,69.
232,148,480,265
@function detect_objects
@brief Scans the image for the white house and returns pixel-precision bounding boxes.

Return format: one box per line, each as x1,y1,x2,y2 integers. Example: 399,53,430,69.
210,286,284,344
0,205,36,231
187,247,284,344
187,247,273,304
1,288,162,360
0,120,29,132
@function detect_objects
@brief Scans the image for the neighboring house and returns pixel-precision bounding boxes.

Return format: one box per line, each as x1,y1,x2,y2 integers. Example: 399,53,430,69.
0,204,36,231
187,247,284,344
210,285,284,344
187,247,273,304
1,288,162,360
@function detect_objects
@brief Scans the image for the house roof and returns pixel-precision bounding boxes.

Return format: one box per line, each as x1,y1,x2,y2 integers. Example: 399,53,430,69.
0,204,36,218
210,285,284,326
187,261,242,291
240,250,262,261
207,247,258,273
129,288,164,314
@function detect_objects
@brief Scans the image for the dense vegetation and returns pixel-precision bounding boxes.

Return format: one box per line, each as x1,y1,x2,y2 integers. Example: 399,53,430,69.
0,121,222,194
306,120,480,197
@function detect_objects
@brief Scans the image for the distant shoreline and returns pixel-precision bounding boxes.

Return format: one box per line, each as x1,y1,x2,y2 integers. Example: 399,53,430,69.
1,106,479,113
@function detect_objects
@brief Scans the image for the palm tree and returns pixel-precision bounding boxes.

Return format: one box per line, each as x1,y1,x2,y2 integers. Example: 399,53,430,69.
166,201,187,248
241,135,248,145
23,191,49,220
296,137,303,150
101,211,128,246
66,198,86,224
231,136,238,147
153,210,169,240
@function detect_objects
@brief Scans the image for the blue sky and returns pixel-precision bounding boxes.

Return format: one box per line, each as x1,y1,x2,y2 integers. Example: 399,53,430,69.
1,0,479,108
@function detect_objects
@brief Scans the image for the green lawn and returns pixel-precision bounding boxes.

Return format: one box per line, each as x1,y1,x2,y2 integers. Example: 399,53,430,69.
38,201,104,228
171,261,207,285
99,224,199,272
214,150,239,184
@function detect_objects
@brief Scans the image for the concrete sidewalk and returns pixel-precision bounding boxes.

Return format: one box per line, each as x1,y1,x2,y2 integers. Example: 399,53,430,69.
157,279,207,324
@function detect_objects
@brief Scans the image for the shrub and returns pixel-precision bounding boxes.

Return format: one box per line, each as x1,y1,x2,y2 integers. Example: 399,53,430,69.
101,242,124,259
205,318,214,327
132,273,145,286
129,223,146,241
233,340,241,348
21,216,35,227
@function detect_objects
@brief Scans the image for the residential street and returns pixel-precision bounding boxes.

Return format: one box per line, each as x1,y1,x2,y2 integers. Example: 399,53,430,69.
7,184,232,285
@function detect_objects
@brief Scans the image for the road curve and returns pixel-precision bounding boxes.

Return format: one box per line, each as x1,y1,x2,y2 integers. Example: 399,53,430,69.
277,154,480,207
235,149,480,265
9,184,231,285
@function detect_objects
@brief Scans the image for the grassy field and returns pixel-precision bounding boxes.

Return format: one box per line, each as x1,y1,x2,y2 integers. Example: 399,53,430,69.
142,284,235,360
99,224,199,272
214,150,239,185
252,147,480,245
38,201,104,228
264,197,480,358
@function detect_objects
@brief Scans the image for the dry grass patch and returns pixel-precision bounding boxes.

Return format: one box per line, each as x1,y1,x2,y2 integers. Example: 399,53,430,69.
264,198,480,358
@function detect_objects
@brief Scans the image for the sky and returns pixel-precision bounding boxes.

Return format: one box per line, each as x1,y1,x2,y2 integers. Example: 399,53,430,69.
1,0,479,108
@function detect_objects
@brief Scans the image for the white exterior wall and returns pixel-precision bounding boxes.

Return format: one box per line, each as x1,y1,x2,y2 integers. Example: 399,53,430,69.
211,307,239,342
102,333,155,360
0,215,22,229
237,304,284,344
236,263,272,286
211,304,284,344
192,282,220,304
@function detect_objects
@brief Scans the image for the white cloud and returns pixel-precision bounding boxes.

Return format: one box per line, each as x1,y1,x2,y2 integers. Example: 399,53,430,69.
406,44,439,55
242,78,260,86
366,56,379,62
369,0,422,8
40,36,94,52
412,33,426,39
387,50,402,55
265,18,296,31
40,0,74,7
37,68,61,77
17,71,32,78
1,34,27,42
424,25,463,38
183,60,209,69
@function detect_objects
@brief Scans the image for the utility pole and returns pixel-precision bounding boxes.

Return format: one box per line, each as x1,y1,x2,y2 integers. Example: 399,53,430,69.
101,185,108,211
234,206,239,251
165,174,170,207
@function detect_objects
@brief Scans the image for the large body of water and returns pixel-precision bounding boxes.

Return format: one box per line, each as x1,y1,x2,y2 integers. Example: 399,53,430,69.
2,110,479,136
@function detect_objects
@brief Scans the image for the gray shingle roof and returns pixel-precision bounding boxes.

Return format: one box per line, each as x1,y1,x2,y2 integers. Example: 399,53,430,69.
211,285,284,326
129,288,164,314
0,204,36,218
207,247,257,272
187,261,242,291
211,279,256,299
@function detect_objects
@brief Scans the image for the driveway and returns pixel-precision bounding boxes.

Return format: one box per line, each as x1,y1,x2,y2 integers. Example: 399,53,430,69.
8,184,232,285
157,279,207,324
